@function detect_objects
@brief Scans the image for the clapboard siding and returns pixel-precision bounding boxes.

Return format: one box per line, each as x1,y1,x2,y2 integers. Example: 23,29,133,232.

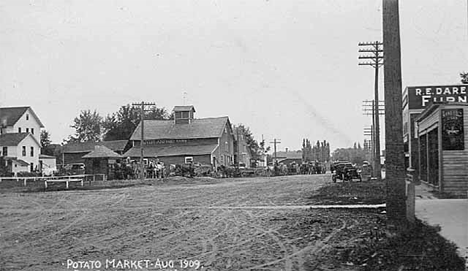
441,107,468,195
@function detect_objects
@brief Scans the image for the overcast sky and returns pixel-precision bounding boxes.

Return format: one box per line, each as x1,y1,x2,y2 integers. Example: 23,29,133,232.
1,0,467,152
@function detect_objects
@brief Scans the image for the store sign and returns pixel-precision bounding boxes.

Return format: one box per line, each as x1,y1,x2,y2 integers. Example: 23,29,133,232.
441,109,464,150
407,85,468,109
144,139,188,145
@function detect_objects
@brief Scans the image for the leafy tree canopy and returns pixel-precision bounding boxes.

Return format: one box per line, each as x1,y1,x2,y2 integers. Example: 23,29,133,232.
66,105,172,142
68,110,103,143
461,71,468,84
103,104,171,141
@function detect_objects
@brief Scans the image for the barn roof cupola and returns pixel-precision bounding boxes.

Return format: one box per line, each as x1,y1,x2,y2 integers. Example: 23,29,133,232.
173,105,196,124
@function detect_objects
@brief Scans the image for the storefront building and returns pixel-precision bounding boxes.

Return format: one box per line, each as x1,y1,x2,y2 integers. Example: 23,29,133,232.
416,102,468,197
403,84,468,177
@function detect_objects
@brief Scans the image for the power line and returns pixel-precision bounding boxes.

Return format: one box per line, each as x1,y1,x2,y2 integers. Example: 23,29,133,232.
131,101,156,180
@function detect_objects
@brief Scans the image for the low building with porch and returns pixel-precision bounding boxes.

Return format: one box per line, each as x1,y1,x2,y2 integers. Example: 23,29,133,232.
123,105,235,168
83,145,122,180
416,102,468,197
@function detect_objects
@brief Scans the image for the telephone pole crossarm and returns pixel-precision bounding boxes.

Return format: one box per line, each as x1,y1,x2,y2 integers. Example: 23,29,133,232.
270,139,281,161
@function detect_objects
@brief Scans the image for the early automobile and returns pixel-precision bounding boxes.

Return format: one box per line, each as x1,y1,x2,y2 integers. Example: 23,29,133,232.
331,161,362,182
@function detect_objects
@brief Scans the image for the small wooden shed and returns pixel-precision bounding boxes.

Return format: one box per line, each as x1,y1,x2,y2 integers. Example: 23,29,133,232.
83,145,122,180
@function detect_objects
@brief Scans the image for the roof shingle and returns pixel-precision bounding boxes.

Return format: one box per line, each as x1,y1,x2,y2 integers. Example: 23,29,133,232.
130,117,229,141
0,133,29,146
83,145,122,158
0,106,44,128
63,140,128,153
123,144,218,158
173,105,196,112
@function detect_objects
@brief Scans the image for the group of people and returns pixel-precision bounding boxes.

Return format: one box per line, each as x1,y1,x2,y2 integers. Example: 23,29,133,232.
146,161,166,179
112,158,166,180
268,161,327,176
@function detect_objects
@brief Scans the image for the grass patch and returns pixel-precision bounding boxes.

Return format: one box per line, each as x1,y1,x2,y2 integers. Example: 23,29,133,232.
339,219,466,270
307,181,386,205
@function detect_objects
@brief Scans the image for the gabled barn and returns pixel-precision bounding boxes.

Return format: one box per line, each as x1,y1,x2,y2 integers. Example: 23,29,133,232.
124,106,235,167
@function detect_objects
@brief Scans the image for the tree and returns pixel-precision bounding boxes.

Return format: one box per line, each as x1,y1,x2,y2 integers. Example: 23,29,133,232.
461,72,468,84
40,130,54,155
234,124,262,161
331,143,367,165
68,110,103,143
103,104,171,141
40,130,52,148
302,139,331,162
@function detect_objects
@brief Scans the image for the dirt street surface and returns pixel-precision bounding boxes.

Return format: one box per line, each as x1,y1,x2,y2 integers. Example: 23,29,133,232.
0,175,384,271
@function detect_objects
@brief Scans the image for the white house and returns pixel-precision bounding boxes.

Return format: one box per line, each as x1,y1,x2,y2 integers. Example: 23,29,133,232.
0,106,44,173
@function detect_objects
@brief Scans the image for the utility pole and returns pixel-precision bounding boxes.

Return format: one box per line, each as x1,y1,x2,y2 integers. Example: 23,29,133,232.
383,0,407,225
362,99,384,177
236,127,241,167
270,139,281,162
359,41,384,180
363,125,374,166
132,101,156,180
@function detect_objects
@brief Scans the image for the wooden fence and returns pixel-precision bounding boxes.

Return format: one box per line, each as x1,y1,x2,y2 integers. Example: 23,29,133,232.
0,174,107,187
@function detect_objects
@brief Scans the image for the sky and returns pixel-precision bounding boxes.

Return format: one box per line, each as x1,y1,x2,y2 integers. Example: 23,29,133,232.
1,0,467,152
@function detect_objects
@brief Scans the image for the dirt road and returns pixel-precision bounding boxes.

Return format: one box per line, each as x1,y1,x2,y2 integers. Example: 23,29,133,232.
0,174,380,271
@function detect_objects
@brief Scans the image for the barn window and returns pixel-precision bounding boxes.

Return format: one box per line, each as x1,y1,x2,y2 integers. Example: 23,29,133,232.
185,157,193,164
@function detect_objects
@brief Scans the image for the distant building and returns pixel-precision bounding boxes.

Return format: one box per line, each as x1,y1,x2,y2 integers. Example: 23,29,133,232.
273,149,303,165
0,106,44,173
124,105,236,168
39,154,57,175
